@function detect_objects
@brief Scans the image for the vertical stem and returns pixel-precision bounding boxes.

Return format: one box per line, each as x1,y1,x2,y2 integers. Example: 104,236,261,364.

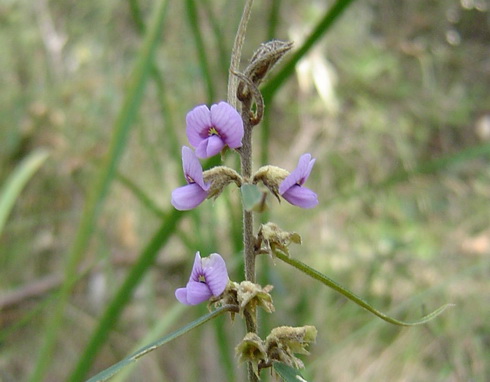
240,115,255,283
227,0,254,109
228,2,257,381
241,110,259,382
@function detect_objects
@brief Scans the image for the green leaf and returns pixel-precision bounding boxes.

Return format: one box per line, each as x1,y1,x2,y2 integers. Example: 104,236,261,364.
274,250,454,326
0,149,49,238
111,304,186,382
273,362,308,382
86,305,237,382
241,183,266,212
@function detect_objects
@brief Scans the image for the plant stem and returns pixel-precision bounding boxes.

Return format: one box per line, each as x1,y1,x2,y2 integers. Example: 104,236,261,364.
240,81,259,382
227,0,254,110
240,115,255,284
228,1,258,381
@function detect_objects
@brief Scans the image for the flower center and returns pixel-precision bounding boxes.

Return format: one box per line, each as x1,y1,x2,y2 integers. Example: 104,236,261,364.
208,127,220,136
186,175,195,184
198,275,206,283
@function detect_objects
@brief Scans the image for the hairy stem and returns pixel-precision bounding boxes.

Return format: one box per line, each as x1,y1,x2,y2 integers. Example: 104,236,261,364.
227,0,254,109
240,99,258,382
228,2,258,381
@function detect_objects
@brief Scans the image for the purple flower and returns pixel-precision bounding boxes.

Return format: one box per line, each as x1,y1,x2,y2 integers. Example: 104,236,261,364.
175,252,229,305
279,153,319,209
171,146,210,210
186,101,244,158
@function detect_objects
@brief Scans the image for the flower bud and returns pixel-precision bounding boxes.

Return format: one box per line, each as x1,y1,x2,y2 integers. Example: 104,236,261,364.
253,165,290,201
265,325,318,369
256,222,302,257
245,40,293,86
203,166,243,199
216,281,275,320
235,333,267,377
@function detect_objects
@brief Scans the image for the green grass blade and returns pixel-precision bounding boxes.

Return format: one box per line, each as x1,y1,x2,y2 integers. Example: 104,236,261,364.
111,303,186,382
67,209,183,382
202,0,229,77
28,1,170,381
116,172,166,219
185,0,215,103
275,250,454,326
0,149,49,238
261,0,358,102
86,305,237,382
266,0,281,40
127,0,181,161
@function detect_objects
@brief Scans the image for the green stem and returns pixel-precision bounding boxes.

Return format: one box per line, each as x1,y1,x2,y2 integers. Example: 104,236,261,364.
274,250,454,326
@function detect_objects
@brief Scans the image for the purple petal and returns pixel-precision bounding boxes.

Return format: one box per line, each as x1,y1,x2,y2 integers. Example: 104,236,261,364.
186,105,212,147
182,146,209,190
189,252,203,282
186,281,213,305
195,135,225,159
279,154,315,194
282,185,319,209
202,253,229,296
210,102,244,149
171,183,208,210
175,287,190,305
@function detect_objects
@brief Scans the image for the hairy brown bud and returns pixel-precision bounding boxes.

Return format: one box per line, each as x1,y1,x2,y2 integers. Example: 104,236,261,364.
256,222,302,257
235,333,267,377
236,40,293,126
265,326,318,369
203,166,243,199
252,165,290,201
215,281,274,321
245,40,293,86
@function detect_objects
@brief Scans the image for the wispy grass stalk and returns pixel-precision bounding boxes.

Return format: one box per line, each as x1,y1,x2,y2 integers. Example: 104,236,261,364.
185,0,216,103
28,1,170,381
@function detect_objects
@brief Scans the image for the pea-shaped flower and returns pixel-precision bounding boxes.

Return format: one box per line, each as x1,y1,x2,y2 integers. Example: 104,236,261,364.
279,153,319,209
171,146,210,210
175,252,229,305
186,101,244,158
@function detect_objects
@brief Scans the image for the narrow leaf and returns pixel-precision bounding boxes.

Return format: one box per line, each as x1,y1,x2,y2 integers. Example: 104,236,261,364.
0,149,49,237
111,304,186,382
86,305,237,382
275,250,453,326
273,362,308,382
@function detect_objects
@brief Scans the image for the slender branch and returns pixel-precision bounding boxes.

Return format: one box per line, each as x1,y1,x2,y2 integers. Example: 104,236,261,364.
227,0,254,108
274,250,454,326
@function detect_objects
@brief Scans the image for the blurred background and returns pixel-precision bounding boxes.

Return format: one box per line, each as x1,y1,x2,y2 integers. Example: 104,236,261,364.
1,0,489,381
